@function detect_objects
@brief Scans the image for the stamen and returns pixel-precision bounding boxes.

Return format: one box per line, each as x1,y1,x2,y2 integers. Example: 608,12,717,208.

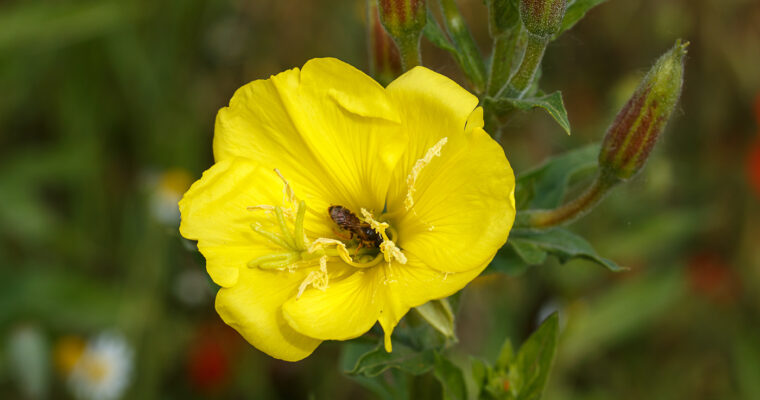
274,168,298,207
308,238,384,268
274,206,296,249
405,137,448,211
248,252,298,269
246,205,293,218
293,200,307,251
297,256,329,298
250,223,292,250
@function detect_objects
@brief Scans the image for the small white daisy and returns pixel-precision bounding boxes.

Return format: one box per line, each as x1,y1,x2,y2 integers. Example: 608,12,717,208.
146,168,192,226
67,333,133,400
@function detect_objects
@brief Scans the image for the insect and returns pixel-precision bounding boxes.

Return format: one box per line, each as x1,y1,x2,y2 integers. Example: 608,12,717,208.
328,205,383,248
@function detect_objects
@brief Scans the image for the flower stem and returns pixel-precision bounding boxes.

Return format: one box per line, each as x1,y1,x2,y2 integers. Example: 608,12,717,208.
500,33,548,99
396,34,422,71
487,27,524,96
518,173,620,229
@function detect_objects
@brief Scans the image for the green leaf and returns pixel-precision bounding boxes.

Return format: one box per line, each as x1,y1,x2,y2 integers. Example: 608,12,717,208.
508,228,624,272
510,241,548,265
488,245,532,276
423,11,459,56
515,144,599,210
493,91,571,135
341,342,412,399
485,0,520,37
346,342,436,377
470,357,490,387
559,0,611,35
424,3,487,92
414,299,456,339
433,353,468,400
496,339,515,369
512,313,560,400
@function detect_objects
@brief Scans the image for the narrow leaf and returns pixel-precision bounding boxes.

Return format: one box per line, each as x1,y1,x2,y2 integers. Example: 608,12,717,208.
488,245,532,276
499,91,571,135
515,144,599,209
347,342,436,377
415,298,456,339
496,338,515,369
438,0,487,91
513,313,560,400
470,357,490,387
559,0,611,35
434,353,468,400
510,241,548,266
423,11,459,55
509,228,625,272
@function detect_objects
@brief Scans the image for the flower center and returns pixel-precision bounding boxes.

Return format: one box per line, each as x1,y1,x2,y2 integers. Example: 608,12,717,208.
244,170,407,296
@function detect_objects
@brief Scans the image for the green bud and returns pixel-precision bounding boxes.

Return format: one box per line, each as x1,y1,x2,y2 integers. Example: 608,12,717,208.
599,40,687,181
519,0,567,37
377,0,426,70
377,0,426,38
368,0,402,85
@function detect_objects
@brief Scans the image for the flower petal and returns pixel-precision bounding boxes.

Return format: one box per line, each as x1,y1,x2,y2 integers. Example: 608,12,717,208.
216,267,322,361
213,68,335,218
179,157,332,287
281,267,383,341
214,58,407,214
385,67,516,273
378,254,486,350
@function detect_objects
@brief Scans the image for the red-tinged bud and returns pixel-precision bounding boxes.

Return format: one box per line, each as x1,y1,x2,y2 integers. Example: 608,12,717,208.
519,0,567,37
377,0,426,70
378,0,426,37
599,40,687,181
368,0,402,85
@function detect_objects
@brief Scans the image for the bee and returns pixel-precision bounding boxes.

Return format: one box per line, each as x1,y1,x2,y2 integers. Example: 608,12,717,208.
328,205,383,248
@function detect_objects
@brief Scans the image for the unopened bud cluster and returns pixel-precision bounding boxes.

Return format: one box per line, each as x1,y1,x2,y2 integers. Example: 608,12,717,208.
599,40,687,181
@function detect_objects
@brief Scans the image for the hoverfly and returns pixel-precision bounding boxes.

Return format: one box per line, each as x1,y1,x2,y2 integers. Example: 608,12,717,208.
328,205,383,248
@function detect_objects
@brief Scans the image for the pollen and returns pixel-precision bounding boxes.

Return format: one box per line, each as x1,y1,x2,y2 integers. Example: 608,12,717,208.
405,137,448,211
361,209,407,265
297,256,329,298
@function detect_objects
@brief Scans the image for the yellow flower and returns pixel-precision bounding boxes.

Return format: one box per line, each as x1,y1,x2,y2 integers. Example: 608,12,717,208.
179,58,515,361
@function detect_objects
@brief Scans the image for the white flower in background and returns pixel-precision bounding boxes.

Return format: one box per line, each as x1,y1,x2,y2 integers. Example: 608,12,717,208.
66,333,133,400
146,168,192,225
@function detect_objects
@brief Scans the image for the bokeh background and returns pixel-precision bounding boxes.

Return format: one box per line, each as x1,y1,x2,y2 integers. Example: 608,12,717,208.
2,0,759,399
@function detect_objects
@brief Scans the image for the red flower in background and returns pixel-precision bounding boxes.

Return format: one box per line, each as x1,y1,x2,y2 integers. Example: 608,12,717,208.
687,252,738,304
748,140,760,198
748,93,760,198
187,322,242,392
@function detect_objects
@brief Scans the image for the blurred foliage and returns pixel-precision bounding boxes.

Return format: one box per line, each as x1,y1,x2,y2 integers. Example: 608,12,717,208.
1,0,759,399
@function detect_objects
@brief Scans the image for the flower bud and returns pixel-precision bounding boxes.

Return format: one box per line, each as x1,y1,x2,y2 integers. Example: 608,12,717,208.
368,0,402,85
377,0,426,39
519,0,567,37
599,40,687,181
377,0,426,69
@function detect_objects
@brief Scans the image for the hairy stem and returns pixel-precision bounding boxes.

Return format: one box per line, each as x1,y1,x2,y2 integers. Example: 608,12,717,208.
518,173,620,228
